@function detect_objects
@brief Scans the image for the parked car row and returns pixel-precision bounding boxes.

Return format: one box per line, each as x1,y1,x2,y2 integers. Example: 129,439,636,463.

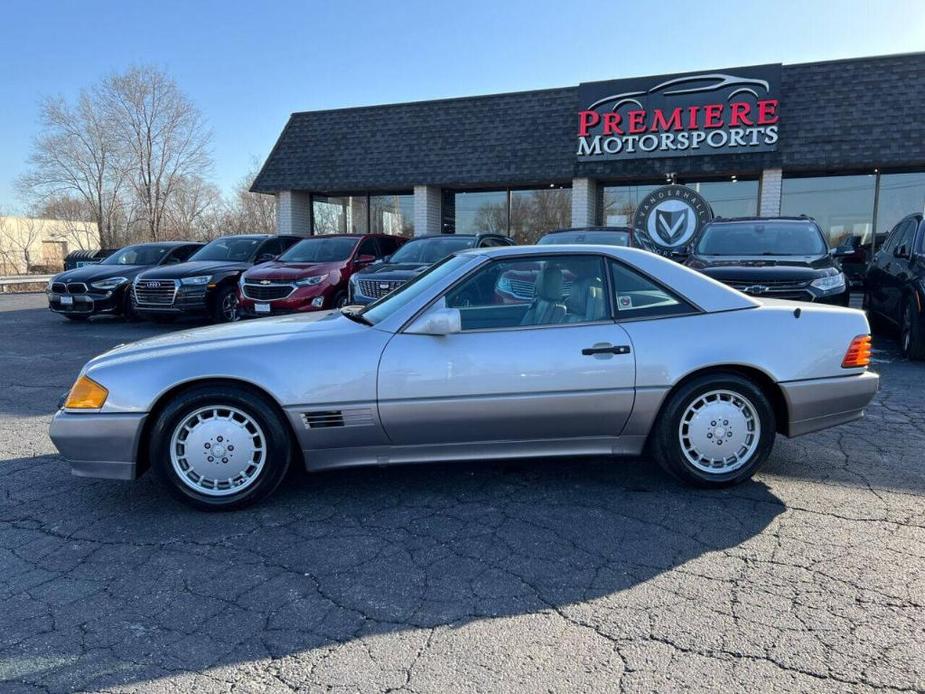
43,214,925,360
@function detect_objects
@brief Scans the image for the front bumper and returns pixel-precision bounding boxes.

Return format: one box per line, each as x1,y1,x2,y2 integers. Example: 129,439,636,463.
780,371,879,437
47,290,122,316
49,410,147,480
134,286,211,315
238,284,335,317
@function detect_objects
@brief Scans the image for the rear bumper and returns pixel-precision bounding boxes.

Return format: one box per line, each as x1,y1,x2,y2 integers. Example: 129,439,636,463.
49,411,147,480
780,371,879,437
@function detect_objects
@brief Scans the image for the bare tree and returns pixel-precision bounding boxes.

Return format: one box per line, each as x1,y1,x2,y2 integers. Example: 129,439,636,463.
222,162,276,234
163,175,223,239
34,195,98,250
0,214,44,274
101,66,212,241
18,88,126,248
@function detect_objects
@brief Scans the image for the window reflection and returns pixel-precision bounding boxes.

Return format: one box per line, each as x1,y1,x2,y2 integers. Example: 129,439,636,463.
685,180,758,218
370,194,414,237
452,191,508,235
312,195,368,234
510,188,572,244
875,172,925,241
781,175,875,247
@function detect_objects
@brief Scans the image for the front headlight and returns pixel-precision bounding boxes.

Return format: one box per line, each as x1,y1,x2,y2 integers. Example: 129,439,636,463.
810,273,846,293
295,275,326,287
180,275,212,286
90,276,128,290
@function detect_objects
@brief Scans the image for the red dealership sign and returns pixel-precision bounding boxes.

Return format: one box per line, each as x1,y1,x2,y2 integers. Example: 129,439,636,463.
576,65,781,160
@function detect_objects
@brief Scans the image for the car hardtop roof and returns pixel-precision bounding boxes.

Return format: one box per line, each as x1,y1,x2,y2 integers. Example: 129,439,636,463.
126,241,204,247
705,215,819,225
408,233,506,241
212,233,304,240
459,243,641,259
545,226,634,233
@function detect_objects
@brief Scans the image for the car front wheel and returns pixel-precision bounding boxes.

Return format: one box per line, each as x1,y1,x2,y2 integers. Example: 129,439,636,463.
212,285,239,323
651,373,776,487
150,385,293,510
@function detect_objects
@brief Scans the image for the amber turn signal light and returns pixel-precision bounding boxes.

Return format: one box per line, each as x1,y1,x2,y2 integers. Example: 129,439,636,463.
841,335,872,369
65,375,109,409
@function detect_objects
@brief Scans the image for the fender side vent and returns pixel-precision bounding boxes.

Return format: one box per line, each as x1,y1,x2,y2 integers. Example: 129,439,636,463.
302,407,374,429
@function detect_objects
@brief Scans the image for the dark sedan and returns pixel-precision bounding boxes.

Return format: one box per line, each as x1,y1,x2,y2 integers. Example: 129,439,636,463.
348,233,514,305
864,213,925,359
132,234,302,323
46,242,202,321
684,217,851,305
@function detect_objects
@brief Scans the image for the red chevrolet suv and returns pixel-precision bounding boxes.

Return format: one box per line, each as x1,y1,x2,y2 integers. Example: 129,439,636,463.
238,234,406,317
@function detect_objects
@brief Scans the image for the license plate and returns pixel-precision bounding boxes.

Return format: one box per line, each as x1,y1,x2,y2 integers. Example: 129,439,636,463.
255,303,271,314
60,296,73,305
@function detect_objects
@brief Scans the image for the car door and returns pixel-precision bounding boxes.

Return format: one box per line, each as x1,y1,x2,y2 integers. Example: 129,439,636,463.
882,219,916,320
867,222,902,316
376,253,636,445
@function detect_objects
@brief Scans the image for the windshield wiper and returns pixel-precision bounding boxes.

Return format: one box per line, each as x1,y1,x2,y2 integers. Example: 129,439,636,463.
340,308,372,326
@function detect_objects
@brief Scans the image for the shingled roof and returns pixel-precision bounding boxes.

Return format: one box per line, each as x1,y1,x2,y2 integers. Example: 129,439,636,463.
252,52,925,195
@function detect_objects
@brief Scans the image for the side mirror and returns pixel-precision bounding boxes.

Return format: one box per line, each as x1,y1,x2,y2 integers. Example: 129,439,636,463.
355,253,376,264
894,245,909,259
405,307,462,336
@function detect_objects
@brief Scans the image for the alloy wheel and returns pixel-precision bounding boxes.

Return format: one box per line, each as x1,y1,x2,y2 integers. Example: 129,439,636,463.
678,389,761,474
169,406,266,496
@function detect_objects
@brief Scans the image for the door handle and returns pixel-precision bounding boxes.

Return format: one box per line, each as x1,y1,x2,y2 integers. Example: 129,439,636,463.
582,344,631,356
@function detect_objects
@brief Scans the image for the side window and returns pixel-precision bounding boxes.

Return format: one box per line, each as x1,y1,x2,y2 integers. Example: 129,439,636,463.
443,255,607,331
881,221,906,254
171,245,199,262
260,239,282,258
609,261,693,319
478,236,510,248
357,237,380,258
897,220,916,254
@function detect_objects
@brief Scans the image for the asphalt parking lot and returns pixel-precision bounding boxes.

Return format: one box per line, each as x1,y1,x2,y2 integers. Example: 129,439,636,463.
0,293,923,693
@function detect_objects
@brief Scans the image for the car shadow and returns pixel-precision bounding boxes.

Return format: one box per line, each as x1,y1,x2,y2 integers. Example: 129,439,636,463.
0,453,784,691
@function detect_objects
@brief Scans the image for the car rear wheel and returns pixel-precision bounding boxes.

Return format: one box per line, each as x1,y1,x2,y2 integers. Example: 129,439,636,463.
900,299,925,361
651,373,776,487
150,385,293,510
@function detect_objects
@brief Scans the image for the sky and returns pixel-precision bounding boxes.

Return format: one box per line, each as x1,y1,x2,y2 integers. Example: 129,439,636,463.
1,0,924,211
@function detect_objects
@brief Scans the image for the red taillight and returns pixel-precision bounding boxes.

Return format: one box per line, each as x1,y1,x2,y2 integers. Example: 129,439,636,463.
842,335,872,368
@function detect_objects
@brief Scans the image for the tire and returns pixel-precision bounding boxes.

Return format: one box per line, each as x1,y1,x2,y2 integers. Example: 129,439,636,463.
122,290,140,322
63,314,89,322
211,285,239,323
900,298,925,361
650,373,776,487
150,384,293,510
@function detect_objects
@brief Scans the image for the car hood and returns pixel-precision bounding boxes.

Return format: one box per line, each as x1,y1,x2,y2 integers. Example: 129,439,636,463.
686,254,839,281
88,310,365,366
137,260,250,280
244,260,343,281
53,265,147,283
354,262,430,281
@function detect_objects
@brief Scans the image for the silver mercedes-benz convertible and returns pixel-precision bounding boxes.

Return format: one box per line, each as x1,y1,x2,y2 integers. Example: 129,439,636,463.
51,245,879,510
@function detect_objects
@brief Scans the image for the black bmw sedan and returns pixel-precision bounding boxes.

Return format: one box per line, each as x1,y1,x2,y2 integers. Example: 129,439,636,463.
46,242,202,321
684,217,851,305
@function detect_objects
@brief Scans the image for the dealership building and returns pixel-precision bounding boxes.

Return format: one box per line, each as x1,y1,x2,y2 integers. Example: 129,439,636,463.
252,52,925,251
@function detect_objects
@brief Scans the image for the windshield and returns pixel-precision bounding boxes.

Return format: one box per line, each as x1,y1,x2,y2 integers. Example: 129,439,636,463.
101,245,171,266
280,236,357,263
189,237,261,262
539,230,631,247
695,222,828,256
361,255,472,325
389,237,475,264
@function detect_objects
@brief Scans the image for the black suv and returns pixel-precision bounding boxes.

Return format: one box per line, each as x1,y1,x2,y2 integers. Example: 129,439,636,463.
47,242,202,321
348,233,514,305
684,217,851,305
864,213,925,359
132,234,301,323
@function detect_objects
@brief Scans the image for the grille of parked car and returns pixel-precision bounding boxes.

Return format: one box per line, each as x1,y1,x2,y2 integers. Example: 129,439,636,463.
359,279,406,299
66,282,88,294
726,279,811,300
133,279,178,306
242,283,295,301
51,282,67,293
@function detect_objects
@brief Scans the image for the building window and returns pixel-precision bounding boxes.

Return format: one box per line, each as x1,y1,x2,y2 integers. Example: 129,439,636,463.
685,180,759,218
370,194,414,237
875,172,925,242
602,180,758,227
451,191,508,235
781,175,876,247
510,188,572,244
312,195,368,234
